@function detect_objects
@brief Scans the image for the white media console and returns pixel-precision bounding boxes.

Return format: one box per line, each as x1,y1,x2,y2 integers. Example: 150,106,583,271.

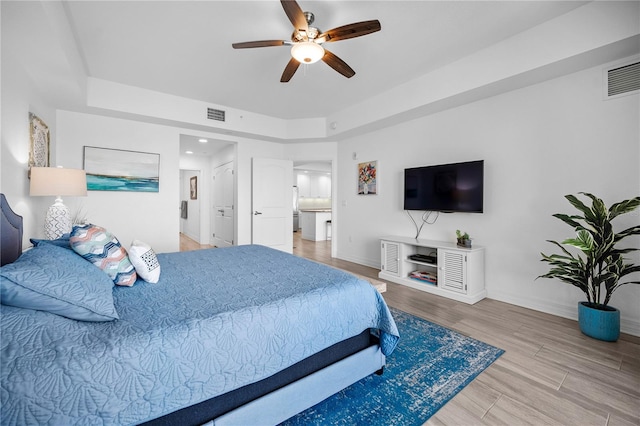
378,236,486,304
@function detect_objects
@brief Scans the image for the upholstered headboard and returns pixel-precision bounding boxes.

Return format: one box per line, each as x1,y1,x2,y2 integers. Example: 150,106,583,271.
0,193,23,266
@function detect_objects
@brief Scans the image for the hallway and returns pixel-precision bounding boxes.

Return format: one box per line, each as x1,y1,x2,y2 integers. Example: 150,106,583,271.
293,231,381,281
179,233,213,252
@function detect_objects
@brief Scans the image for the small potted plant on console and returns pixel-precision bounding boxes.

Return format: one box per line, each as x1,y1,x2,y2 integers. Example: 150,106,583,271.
538,192,640,342
456,230,471,248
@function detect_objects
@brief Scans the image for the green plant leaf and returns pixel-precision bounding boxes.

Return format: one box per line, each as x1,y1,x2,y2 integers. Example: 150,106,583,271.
619,263,640,278
612,247,639,255
569,193,599,224
614,225,640,243
562,230,594,252
544,240,574,257
609,196,640,220
590,195,609,227
552,213,582,229
565,194,590,215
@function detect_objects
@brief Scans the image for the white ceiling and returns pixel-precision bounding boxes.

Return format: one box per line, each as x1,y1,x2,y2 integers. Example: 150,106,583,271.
180,134,235,157
63,1,587,121
294,161,331,173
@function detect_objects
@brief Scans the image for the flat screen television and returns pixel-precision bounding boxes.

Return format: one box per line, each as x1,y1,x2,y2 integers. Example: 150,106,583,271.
404,160,484,212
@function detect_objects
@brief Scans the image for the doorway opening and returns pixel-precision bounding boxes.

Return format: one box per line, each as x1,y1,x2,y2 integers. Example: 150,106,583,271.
179,169,202,244
293,160,333,256
180,233,213,252
178,134,236,252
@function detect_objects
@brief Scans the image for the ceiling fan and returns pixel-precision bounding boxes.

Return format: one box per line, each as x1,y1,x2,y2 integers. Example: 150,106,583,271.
232,0,381,82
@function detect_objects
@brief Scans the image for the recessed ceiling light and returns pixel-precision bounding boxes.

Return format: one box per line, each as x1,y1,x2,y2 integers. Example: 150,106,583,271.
198,139,208,143
186,151,193,154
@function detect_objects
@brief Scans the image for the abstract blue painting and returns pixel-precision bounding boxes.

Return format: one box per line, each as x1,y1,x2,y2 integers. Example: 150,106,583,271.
83,146,160,192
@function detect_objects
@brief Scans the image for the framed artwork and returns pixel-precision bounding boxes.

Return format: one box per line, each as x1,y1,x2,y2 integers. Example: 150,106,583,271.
190,176,198,200
29,113,50,171
358,160,377,195
83,146,160,192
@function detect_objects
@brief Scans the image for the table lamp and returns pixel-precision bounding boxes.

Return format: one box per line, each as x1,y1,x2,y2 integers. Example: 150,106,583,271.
30,166,87,239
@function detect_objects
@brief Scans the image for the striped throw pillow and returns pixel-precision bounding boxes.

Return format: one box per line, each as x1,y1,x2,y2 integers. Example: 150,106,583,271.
70,224,137,286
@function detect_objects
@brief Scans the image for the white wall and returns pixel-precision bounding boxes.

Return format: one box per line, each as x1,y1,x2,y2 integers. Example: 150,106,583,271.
211,144,235,169
336,61,640,334
54,110,286,252
1,27,56,247
56,110,181,253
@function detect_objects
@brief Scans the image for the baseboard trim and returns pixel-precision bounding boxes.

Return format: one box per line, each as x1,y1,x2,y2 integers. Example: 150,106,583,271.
335,252,378,269
488,292,640,337
333,254,640,338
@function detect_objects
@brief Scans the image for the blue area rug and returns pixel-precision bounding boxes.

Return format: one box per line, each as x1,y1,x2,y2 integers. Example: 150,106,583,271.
280,308,504,425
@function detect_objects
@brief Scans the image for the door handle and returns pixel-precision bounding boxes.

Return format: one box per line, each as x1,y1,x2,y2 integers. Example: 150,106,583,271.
218,209,224,213
254,211,263,215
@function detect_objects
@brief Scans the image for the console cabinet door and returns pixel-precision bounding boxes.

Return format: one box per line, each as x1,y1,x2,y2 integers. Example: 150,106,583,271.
438,249,467,294
381,241,400,277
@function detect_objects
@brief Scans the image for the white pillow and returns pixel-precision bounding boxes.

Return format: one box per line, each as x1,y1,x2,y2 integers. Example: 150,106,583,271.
129,240,161,283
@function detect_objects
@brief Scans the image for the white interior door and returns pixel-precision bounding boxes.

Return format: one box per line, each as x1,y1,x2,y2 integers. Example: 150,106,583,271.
212,162,234,248
252,158,293,253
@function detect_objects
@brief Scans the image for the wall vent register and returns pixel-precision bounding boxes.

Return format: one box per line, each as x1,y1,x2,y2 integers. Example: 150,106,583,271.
207,108,226,122
607,61,640,97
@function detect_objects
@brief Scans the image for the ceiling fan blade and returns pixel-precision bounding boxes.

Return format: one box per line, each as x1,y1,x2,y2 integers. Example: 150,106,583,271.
322,49,355,78
232,40,286,49
281,0,308,32
281,58,301,82
318,20,381,43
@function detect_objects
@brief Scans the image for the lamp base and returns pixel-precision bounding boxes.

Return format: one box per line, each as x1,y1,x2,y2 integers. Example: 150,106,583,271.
44,198,72,240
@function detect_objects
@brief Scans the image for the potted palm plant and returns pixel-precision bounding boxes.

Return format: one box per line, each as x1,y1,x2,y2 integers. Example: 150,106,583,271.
538,193,640,341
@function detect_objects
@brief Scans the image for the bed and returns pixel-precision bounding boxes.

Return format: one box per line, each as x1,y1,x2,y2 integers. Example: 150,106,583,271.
0,193,399,425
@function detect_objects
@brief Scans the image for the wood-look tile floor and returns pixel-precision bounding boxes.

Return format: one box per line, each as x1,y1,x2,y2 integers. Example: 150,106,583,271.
179,233,213,252
293,232,640,426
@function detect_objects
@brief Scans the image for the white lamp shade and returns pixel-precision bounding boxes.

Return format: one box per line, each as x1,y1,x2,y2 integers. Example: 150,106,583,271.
291,41,325,64
30,167,87,197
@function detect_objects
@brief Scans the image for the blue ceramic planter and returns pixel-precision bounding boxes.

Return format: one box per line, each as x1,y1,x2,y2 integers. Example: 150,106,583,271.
578,302,620,342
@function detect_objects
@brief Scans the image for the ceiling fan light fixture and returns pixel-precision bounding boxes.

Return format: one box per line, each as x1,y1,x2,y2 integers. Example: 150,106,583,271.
291,41,324,64
231,1,381,82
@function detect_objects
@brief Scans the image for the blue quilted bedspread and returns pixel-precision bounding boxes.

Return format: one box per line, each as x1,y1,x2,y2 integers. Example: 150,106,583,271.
1,245,398,424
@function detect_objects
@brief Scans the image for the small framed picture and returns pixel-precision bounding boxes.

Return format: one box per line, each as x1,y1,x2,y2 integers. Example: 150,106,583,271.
358,160,377,195
190,176,198,200
29,113,50,171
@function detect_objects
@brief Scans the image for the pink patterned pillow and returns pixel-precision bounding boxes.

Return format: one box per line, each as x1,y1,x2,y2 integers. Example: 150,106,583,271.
70,224,137,286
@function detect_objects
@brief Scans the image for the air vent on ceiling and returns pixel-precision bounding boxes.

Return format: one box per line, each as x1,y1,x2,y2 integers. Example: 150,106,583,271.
207,108,226,122
607,61,640,97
